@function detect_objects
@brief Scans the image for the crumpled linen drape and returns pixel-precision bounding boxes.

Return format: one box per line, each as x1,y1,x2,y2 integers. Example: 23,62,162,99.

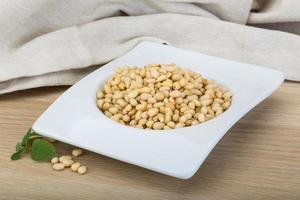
0,0,299,94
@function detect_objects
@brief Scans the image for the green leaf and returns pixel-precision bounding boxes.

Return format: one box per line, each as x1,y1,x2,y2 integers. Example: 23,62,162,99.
31,139,56,161
21,128,43,150
11,147,25,160
15,142,24,151
29,135,43,140
11,128,57,162
22,128,33,149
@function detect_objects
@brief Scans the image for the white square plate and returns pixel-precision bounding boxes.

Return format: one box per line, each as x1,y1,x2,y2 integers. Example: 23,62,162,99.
33,41,284,179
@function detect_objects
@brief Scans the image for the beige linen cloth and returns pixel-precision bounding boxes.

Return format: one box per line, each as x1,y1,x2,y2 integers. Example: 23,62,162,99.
0,0,300,94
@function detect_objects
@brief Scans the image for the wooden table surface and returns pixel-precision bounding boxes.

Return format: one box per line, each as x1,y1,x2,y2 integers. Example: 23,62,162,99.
0,82,299,200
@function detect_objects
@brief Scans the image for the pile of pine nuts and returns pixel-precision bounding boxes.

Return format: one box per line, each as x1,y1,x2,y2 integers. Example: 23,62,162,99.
51,149,88,175
96,64,232,130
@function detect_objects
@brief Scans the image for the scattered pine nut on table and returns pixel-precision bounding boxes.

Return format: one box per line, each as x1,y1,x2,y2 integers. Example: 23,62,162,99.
72,149,83,157
50,157,58,164
59,155,72,162
71,162,81,172
77,166,88,175
52,163,64,171
51,149,87,175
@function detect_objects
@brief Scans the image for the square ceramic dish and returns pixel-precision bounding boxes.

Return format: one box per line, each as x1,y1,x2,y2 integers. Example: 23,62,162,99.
32,41,284,179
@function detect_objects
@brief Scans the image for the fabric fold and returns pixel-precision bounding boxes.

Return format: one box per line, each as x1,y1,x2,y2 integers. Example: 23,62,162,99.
0,0,299,94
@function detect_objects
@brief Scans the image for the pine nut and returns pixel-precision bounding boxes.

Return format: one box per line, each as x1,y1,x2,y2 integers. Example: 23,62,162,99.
97,99,104,108
169,90,181,98
223,91,233,99
147,108,158,117
148,97,156,104
109,107,118,115
154,93,164,101
96,91,104,99
138,118,147,126
215,109,223,116
72,149,83,157
197,113,205,123
157,75,168,82
154,102,164,108
222,101,231,109
71,162,81,172
128,90,139,98
201,99,212,106
200,106,208,114
175,123,185,128
191,120,199,125
167,121,176,128
59,155,72,162
129,98,138,106
62,159,74,167
146,120,154,128
140,93,152,101
172,114,180,122
159,86,170,92
53,163,64,171
140,87,151,93
77,166,88,175
122,115,130,122
51,157,58,164
153,122,164,130
150,70,160,78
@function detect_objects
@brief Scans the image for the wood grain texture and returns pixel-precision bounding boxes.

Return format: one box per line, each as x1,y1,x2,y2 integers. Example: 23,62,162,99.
0,82,299,200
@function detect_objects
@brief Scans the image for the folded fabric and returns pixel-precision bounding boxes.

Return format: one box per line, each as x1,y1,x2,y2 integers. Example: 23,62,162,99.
0,0,299,94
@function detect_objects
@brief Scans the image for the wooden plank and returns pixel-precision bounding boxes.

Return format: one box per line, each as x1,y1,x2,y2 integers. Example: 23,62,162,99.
0,82,299,200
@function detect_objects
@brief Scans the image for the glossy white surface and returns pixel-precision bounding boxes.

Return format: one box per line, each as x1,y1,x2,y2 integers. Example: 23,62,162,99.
33,41,284,179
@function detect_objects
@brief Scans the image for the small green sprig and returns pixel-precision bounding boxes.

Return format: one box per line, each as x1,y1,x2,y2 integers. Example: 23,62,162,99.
11,128,56,161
